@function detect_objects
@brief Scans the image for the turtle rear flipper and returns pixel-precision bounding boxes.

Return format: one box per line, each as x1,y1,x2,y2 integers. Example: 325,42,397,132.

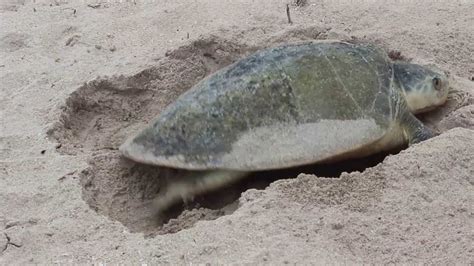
154,170,248,211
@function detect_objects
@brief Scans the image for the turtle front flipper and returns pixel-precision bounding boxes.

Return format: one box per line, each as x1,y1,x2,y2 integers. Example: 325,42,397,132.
400,112,434,145
154,170,248,211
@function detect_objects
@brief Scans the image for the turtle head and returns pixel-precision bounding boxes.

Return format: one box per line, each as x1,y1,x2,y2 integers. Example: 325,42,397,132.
394,62,449,114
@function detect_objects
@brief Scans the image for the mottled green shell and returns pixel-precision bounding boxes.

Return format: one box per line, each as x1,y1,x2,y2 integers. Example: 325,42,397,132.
120,41,399,170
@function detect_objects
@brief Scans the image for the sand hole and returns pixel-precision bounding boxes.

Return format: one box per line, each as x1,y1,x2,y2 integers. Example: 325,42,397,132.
77,147,400,236
48,28,466,235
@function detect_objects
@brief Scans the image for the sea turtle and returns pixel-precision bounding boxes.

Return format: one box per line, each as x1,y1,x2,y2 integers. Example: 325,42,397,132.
120,40,449,210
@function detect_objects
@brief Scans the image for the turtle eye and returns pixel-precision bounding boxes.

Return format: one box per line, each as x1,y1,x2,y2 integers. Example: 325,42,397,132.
432,77,442,90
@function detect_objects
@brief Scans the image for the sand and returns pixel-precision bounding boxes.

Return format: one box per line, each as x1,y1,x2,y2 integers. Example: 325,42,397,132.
1,0,473,264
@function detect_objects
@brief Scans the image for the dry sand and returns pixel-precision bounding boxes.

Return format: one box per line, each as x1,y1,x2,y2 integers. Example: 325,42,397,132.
1,0,473,264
